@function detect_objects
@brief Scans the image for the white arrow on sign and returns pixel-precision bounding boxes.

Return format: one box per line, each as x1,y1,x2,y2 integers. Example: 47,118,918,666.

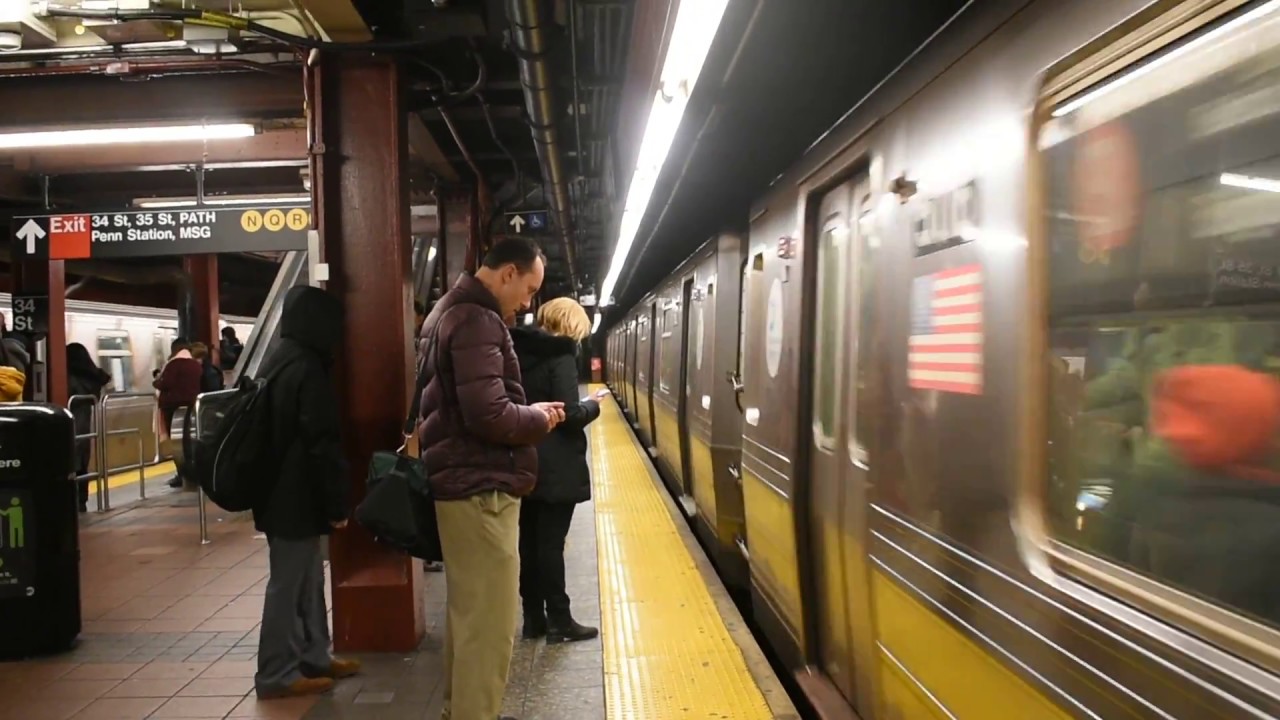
15,219,45,255
509,214,526,233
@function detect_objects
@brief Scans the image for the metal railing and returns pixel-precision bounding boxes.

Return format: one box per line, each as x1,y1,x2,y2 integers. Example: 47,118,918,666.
66,393,154,512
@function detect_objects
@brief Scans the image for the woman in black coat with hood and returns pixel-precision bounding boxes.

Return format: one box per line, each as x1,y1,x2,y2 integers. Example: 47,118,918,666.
67,343,111,512
510,297,607,643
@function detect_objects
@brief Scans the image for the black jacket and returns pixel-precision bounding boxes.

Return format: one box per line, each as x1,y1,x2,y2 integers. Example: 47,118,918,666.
510,326,600,504
251,286,349,539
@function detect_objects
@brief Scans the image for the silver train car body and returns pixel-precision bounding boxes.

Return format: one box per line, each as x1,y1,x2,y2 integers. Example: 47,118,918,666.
607,0,1280,717
0,294,254,393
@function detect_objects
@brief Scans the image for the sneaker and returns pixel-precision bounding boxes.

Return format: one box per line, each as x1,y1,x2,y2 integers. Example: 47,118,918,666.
546,618,598,644
303,658,361,679
256,677,334,699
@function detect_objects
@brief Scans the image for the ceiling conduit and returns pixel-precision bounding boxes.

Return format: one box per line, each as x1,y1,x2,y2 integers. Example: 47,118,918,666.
505,0,578,288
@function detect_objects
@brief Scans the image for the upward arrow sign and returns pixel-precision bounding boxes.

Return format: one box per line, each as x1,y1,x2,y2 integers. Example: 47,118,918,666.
15,219,45,255
509,215,526,233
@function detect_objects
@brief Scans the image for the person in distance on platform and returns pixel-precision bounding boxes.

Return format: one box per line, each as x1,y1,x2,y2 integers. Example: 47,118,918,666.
155,339,201,490
219,326,243,372
413,237,566,720
510,297,607,644
252,285,360,700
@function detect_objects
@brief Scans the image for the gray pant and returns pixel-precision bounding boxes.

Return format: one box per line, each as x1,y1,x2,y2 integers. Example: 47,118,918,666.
256,536,332,692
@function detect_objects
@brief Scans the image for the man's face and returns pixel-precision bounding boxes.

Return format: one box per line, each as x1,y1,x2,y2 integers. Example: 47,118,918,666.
497,257,544,319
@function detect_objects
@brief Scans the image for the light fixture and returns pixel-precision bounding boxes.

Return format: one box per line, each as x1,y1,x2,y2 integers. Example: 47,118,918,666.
132,193,310,209
428,245,438,263
1221,172,1280,193
597,0,731,307
1051,0,1280,118
0,122,257,150
591,312,602,335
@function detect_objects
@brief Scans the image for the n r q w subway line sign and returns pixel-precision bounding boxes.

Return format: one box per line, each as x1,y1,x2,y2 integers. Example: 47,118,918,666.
11,206,312,260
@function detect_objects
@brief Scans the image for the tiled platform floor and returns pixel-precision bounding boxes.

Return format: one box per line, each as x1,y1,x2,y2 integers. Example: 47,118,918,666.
1,479,604,720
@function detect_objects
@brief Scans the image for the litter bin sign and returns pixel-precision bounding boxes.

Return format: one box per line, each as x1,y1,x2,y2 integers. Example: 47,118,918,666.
0,403,79,658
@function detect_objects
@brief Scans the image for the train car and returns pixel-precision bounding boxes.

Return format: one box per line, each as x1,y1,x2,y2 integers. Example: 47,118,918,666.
607,0,1280,717
0,294,254,392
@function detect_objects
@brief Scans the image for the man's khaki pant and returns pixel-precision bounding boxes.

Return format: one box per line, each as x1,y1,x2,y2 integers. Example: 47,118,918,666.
437,490,521,720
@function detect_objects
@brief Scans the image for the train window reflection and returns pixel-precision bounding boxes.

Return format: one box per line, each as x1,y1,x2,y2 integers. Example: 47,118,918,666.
1043,5,1280,630
813,226,845,450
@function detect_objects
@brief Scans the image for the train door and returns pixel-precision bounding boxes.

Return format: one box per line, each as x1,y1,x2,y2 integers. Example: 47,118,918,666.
804,175,877,717
677,276,696,500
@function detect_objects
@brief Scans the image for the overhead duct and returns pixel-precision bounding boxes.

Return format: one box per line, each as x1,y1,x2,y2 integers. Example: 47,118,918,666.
505,0,577,287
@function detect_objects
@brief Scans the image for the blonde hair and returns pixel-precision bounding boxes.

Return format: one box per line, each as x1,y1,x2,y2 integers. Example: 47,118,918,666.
537,297,591,341
189,342,209,360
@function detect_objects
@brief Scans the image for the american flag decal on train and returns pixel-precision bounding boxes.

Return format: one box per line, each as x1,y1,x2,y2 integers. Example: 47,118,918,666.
908,264,983,394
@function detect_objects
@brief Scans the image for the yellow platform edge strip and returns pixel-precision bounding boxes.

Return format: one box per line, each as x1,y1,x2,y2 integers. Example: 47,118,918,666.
589,388,773,720
86,461,177,496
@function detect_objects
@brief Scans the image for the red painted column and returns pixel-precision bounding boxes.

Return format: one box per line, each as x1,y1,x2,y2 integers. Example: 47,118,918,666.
14,259,67,406
182,255,220,364
314,56,424,652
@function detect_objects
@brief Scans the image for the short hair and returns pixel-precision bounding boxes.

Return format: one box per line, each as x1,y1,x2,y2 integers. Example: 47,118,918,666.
221,326,236,338
171,338,189,354
537,297,591,341
481,237,545,274
189,342,209,360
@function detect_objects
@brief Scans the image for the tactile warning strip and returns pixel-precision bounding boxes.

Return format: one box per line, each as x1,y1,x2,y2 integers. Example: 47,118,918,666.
590,390,773,720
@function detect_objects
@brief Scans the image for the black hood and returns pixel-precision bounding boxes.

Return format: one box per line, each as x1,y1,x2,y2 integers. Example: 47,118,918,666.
510,325,577,373
279,286,344,364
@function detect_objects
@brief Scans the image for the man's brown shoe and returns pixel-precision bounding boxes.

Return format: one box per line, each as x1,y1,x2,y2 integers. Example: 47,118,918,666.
327,658,361,679
256,677,334,699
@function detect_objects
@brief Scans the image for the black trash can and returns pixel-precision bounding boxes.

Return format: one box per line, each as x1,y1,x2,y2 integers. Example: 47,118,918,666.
0,403,80,658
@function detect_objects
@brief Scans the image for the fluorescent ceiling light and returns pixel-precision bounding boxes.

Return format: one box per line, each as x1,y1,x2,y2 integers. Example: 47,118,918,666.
428,245,438,263
1052,0,1280,118
591,312,602,335
0,122,256,150
133,193,310,209
1221,172,1280,192
597,0,731,307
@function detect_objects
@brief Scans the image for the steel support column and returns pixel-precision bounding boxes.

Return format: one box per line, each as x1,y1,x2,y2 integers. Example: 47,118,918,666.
314,56,424,653
182,256,220,364
14,259,67,405
439,188,477,291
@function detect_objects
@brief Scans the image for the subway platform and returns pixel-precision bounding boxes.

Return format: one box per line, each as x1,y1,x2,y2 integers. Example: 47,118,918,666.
0,394,794,720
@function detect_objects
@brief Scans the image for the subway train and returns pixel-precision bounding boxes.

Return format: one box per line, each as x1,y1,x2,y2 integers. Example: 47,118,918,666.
605,0,1280,717
0,294,254,393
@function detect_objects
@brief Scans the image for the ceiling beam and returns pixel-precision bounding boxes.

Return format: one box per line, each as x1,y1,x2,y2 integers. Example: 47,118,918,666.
0,72,302,128
292,0,373,42
1,128,307,174
408,114,460,183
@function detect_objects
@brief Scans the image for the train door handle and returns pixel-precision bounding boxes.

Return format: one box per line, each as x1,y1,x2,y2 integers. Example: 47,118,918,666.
726,370,745,413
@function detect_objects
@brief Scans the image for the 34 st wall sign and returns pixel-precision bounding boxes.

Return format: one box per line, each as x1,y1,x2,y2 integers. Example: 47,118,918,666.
10,206,312,261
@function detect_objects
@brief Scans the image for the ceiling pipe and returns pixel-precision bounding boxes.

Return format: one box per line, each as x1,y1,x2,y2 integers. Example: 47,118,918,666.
0,58,298,79
505,0,578,288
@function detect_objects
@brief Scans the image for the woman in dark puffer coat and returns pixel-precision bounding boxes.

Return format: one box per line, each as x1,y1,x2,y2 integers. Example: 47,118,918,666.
510,297,607,643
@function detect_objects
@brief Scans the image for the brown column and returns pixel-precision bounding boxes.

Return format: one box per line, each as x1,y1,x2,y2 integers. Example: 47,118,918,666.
182,255,220,363
314,56,424,652
14,258,67,406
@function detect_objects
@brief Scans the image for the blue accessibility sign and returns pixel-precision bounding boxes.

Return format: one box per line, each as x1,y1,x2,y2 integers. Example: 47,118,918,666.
505,210,549,235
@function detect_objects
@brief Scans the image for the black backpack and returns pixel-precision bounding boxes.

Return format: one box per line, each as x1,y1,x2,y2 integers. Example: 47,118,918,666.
184,361,292,512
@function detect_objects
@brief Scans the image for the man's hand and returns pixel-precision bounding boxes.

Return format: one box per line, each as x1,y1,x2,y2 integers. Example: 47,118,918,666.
532,401,566,430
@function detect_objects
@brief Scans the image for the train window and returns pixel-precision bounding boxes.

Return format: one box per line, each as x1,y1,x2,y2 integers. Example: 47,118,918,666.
813,223,847,451
852,194,878,466
1042,4,1280,630
97,332,134,393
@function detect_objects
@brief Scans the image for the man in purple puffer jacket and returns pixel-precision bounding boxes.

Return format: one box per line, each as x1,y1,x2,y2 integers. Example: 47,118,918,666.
413,237,565,720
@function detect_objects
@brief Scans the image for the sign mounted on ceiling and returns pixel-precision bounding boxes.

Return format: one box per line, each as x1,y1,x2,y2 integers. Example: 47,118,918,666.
11,207,311,261
504,209,549,235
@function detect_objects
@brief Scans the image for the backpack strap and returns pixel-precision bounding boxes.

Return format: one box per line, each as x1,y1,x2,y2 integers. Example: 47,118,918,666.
403,306,458,437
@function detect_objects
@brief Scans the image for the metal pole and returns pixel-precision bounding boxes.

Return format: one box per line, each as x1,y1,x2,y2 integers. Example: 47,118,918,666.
198,486,210,545
137,433,146,500
99,397,111,511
